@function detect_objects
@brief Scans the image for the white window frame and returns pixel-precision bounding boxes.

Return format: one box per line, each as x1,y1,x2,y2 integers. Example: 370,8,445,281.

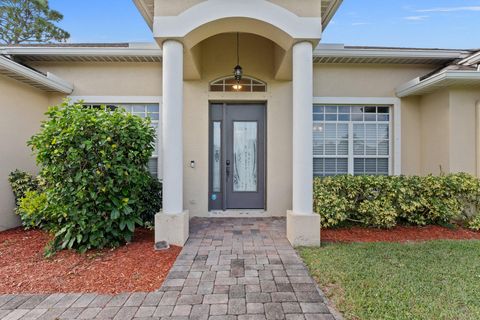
68,96,163,179
313,97,401,175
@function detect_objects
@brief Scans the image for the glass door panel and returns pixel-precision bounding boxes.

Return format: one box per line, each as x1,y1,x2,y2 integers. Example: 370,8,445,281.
233,122,258,192
212,122,222,193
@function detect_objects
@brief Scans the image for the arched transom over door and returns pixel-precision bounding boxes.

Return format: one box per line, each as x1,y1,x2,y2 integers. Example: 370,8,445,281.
209,76,267,93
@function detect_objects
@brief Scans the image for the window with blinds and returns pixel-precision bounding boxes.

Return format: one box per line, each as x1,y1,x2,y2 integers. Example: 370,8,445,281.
313,105,391,176
83,103,160,178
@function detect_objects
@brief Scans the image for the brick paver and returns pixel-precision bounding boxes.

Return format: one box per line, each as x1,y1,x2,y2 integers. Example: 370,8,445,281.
0,218,339,319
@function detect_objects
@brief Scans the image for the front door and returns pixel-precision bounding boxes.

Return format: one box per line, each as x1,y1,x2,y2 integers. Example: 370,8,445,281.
209,103,266,210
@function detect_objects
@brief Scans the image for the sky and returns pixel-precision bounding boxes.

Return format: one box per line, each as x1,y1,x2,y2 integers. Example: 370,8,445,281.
49,0,480,49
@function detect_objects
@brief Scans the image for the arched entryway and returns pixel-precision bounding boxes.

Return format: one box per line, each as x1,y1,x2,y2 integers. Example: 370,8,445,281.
154,1,322,248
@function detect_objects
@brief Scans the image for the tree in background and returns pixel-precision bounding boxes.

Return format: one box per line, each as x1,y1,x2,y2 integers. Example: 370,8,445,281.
0,0,69,44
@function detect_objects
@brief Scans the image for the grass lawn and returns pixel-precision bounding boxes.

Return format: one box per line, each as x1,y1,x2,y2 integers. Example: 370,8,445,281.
299,240,480,320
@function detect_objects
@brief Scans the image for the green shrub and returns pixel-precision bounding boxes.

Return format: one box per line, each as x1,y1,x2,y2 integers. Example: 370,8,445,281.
139,175,162,226
17,191,48,229
28,101,156,253
8,170,40,205
469,216,480,230
8,170,49,228
313,173,480,229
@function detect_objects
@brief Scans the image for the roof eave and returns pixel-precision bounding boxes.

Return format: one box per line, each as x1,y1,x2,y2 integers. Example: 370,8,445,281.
133,0,154,30
314,46,468,59
0,56,73,93
1,46,162,57
313,45,469,65
0,45,162,62
396,70,480,97
459,51,480,66
322,0,343,30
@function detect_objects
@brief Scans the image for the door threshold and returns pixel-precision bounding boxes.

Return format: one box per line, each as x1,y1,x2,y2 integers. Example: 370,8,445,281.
208,210,267,218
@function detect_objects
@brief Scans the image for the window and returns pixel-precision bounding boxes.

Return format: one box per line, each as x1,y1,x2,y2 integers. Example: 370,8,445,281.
84,103,160,178
210,76,267,92
313,104,391,176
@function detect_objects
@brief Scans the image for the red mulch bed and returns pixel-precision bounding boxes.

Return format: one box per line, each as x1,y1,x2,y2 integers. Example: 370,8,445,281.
321,225,480,243
0,227,181,294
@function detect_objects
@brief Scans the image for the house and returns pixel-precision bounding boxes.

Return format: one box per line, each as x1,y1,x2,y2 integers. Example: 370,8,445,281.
1,0,480,247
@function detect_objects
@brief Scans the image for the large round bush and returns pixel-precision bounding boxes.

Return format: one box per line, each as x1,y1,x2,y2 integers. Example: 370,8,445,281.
28,101,156,253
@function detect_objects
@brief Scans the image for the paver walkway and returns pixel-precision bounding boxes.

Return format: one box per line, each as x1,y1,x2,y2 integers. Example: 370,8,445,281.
0,218,338,320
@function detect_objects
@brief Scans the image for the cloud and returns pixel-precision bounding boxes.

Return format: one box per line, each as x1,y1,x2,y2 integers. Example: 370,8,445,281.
404,15,429,21
416,6,480,12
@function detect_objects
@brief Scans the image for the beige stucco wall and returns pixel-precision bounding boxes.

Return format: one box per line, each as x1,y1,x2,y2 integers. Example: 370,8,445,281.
449,88,480,175
414,87,480,176
419,90,451,175
31,62,162,97
153,0,321,17
154,0,204,16
313,64,435,97
0,75,50,231
183,33,292,217
268,0,321,17
401,96,421,175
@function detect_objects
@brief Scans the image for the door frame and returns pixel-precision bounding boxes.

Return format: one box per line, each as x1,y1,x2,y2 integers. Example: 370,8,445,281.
208,101,267,211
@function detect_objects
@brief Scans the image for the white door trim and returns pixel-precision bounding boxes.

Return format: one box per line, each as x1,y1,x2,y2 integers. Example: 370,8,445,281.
313,97,402,175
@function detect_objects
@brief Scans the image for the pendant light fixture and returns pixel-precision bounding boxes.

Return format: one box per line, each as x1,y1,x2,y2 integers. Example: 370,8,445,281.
233,32,243,91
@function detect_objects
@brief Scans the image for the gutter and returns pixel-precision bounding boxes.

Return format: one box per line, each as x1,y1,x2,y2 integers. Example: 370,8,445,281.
314,45,467,60
0,45,162,58
458,51,480,66
0,55,73,93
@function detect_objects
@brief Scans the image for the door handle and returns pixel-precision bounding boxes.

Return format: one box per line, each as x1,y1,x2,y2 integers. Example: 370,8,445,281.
226,160,230,181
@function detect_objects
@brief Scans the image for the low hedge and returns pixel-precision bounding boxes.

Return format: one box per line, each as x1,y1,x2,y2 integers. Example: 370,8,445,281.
314,173,480,230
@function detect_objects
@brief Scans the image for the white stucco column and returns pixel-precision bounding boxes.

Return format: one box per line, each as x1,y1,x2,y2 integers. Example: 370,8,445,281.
287,41,320,247
162,40,184,214
155,40,189,247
